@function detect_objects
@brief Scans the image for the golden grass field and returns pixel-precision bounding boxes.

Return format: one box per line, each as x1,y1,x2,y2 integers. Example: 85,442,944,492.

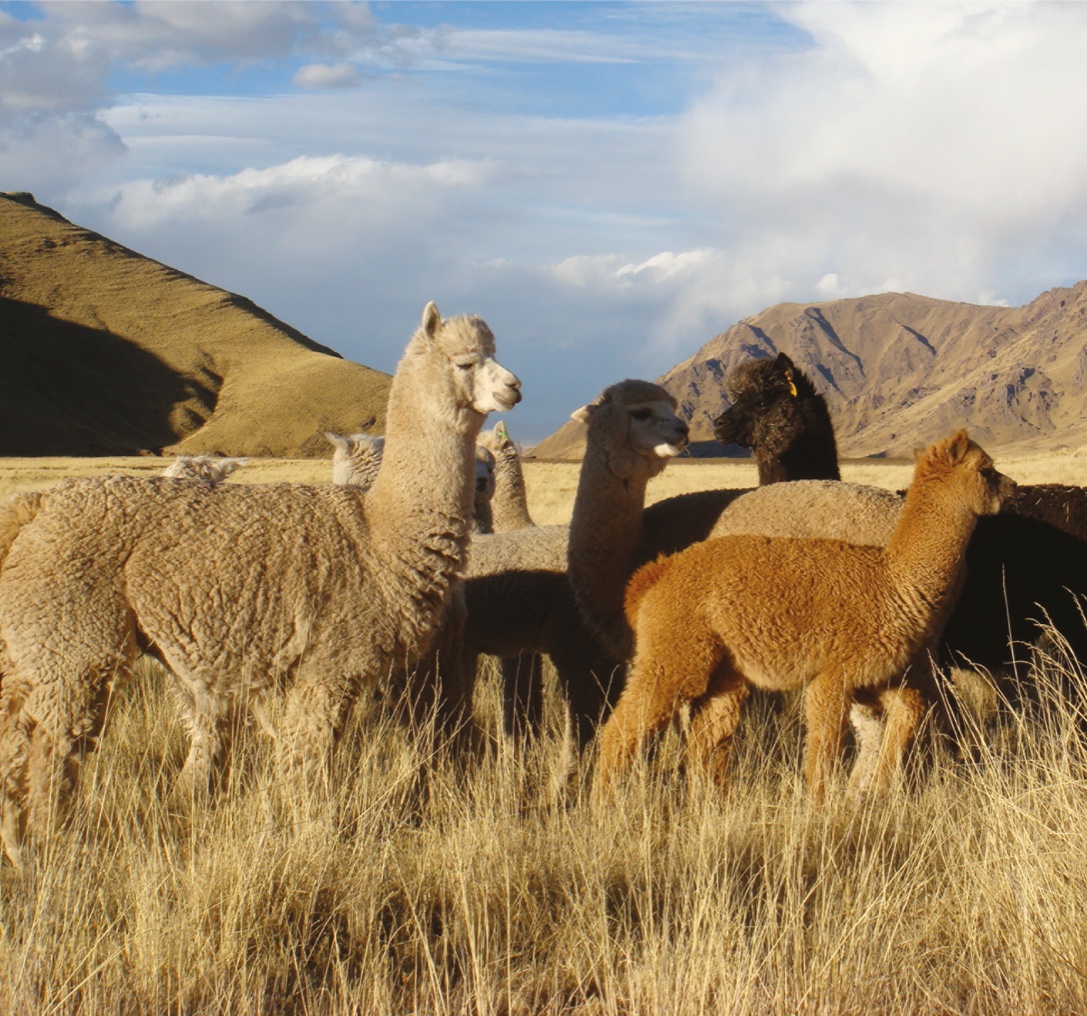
2,451,1087,1014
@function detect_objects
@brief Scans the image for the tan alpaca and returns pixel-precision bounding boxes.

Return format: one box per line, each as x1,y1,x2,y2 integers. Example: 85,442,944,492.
0,302,520,867
591,431,1015,804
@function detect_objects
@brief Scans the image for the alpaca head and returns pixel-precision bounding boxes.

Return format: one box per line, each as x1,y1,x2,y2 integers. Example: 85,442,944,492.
572,379,689,480
713,353,840,483
475,445,497,503
162,455,248,485
713,352,821,445
479,420,517,459
418,301,522,418
325,431,385,488
913,430,1016,516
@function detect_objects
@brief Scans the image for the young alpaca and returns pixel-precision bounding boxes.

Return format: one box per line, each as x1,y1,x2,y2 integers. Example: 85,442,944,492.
591,432,1015,805
476,420,535,531
0,301,520,866
326,431,496,535
713,352,840,484
325,431,385,489
162,455,249,485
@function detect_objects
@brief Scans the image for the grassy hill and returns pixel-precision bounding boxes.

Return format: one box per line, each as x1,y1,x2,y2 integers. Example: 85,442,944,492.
0,192,391,457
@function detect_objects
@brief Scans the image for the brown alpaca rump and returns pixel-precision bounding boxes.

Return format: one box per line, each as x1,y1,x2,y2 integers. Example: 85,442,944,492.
592,430,1014,806
623,556,673,627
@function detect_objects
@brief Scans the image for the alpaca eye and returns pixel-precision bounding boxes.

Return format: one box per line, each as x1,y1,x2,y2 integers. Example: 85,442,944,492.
456,361,475,371
630,409,653,421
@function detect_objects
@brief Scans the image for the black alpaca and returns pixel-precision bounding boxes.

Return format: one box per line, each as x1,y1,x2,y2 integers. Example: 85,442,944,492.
710,351,1087,728
713,352,840,484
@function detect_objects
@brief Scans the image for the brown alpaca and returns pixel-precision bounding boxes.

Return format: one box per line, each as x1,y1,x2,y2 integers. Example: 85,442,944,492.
591,432,1015,804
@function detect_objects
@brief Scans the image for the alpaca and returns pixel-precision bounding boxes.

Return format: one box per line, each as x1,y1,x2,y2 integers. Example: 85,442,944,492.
565,380,705,665
324,431,385,489
713,352,840,484
326,430,496,535
0,301,520,866
456,382,691,748
591,432,1015,804
471,419,549,739
162,455,248,485
476,420,535,531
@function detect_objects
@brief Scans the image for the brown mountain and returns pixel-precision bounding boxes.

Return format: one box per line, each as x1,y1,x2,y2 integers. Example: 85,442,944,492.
0,192,391,457
535,284,1087,459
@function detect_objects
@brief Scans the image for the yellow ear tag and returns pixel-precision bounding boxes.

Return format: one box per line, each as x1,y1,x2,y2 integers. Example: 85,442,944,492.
785,370,798,398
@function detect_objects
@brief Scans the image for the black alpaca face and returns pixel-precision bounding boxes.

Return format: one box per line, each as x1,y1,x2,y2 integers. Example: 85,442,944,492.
713,356,798,447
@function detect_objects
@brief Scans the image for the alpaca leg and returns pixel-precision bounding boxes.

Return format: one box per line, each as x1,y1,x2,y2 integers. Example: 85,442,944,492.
278,668,355,794
5,669,116,863
169,691,228,804
802,673,853,801
0,685,33,867
552,642,622,751
591,647,699,804
501,653,544,742
865,684,928,798
846,697,885,801
686,666,749,789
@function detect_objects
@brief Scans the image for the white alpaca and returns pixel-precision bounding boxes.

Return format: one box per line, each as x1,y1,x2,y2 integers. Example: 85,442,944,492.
162,455,249,485
0,301,520,866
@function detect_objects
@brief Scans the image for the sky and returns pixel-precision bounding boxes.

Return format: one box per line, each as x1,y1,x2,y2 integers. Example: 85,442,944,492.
3,1,1087,443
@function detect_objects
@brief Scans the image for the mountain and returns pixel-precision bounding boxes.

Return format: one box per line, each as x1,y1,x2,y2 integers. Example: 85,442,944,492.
534,284,1087,459
0,192,391,457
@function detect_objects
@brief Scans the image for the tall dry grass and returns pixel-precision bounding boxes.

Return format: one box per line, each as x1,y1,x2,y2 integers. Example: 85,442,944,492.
2,451,1087,1013
3,650,1087,1014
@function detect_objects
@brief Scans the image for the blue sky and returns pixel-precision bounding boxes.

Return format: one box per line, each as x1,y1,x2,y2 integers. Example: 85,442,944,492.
3,1,1087,442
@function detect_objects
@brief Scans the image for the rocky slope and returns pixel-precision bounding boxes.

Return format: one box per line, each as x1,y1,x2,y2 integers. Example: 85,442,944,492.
536,284,1087,459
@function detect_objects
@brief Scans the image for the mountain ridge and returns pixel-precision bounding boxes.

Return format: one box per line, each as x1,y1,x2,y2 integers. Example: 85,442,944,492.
534,283,1087,459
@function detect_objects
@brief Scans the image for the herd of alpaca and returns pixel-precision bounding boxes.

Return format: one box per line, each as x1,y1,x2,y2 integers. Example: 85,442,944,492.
1,315,1086,866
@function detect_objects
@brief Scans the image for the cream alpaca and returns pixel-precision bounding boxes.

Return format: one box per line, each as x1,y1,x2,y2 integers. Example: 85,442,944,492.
162,455,249,485
476,420,534,532
0,302,520,866
591,432,1015,804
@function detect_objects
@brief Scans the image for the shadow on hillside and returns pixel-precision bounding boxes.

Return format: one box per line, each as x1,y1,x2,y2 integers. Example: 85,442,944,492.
0,296,218,455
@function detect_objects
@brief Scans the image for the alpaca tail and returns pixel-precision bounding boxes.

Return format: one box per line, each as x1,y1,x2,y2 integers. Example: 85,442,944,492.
0,490,45,570
624,554,675,628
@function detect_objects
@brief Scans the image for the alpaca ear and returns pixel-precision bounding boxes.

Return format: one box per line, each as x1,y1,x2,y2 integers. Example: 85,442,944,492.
421,301,441,340
945,429,971,464
774,353,798,397
494,420,509,442
324,431,350,453
571,405,594,424
783,368,798,398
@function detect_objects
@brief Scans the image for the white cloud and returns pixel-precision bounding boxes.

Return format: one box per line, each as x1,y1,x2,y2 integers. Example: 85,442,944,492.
677,2,1087,305
293,62,359,89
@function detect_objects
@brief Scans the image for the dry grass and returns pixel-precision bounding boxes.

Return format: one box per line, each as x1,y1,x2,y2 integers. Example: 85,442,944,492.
2,452,1087,1013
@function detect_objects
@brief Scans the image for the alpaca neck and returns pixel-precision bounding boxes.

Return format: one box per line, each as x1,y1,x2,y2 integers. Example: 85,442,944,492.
473,498,495,536
367,338,479,601
567,443,654,661
884,473,980,639
757,403,840,484
491,452,534,531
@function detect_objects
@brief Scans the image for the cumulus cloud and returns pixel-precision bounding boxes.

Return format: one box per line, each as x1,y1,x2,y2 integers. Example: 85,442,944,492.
678,2,1087,305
